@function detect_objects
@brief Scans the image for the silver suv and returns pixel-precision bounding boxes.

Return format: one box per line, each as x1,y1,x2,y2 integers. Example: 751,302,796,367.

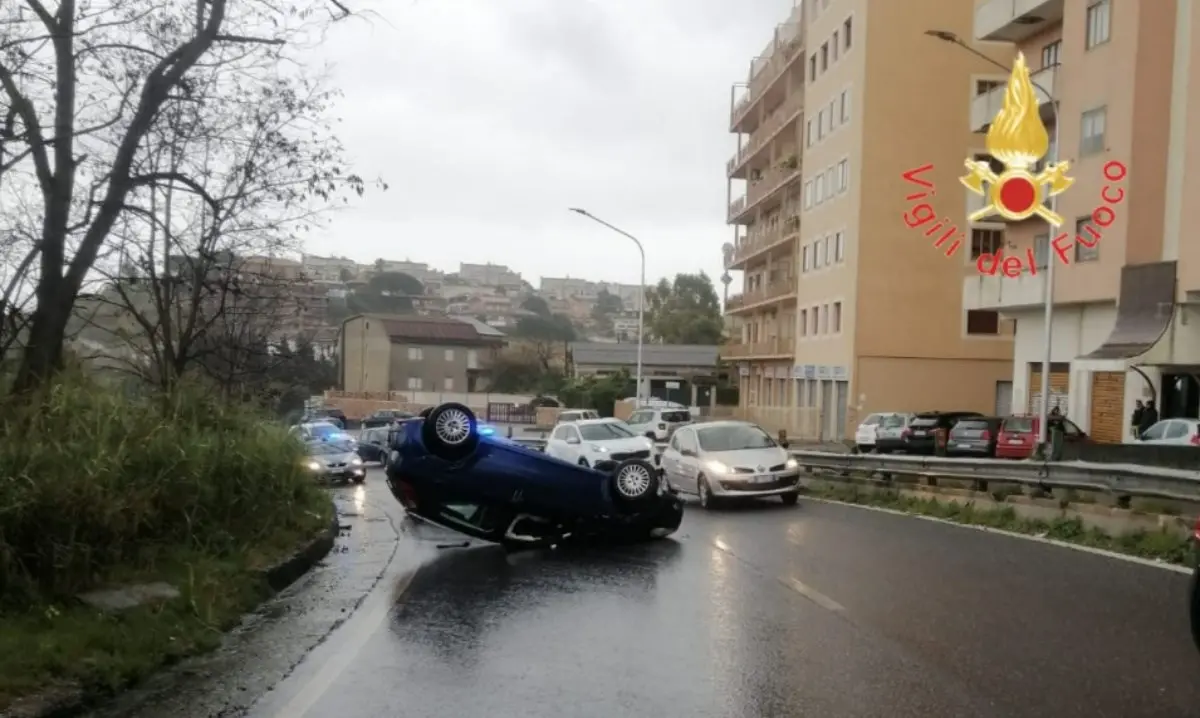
625,407,693,442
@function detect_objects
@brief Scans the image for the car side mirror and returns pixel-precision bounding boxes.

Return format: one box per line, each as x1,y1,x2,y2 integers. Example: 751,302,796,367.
566,437,581,445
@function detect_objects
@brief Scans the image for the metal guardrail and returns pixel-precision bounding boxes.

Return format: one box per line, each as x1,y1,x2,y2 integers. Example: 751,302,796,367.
790,451,1200,504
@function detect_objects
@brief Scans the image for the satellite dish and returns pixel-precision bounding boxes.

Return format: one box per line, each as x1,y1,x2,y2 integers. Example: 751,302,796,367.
721,242,734,254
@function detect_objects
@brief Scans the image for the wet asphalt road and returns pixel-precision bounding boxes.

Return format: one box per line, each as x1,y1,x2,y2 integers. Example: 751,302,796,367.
91,467,1200,718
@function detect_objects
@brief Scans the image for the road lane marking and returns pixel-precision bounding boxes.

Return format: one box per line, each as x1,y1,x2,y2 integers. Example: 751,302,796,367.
804,496,1192,575
779,576,846,613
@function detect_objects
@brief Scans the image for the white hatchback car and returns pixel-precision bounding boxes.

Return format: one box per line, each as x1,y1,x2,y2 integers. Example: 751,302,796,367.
625,407,693,442
1137,418,1200,445
659,421,800,508
544,418,656,467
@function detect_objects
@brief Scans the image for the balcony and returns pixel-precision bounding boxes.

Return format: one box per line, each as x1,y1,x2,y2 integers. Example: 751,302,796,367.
729,157,802,223
962,271,1046,312
725,281,798,314
974,0,1064,43
722,337,795,359
730,34,805,131
728,93,805,177
970,64,1059,132
726,214,801,269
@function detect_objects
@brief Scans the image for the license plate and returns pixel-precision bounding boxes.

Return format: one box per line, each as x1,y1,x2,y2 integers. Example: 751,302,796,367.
912,430,927,437
753,474,774,484
1008,439,1023,445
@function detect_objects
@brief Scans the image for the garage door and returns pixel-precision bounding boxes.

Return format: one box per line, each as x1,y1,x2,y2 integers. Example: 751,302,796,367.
1089,371,1125,444
1028,364,1069,414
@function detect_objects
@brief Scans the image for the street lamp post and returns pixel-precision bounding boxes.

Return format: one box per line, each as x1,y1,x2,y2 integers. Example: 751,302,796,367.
568,208,646,405
926,30,1062,453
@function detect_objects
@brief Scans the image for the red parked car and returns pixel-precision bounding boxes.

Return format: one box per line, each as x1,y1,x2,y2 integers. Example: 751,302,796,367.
995,415,1089,459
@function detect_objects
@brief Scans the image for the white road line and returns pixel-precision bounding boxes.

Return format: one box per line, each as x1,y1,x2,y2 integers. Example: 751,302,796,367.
779,576,846,614
804,496,1193,575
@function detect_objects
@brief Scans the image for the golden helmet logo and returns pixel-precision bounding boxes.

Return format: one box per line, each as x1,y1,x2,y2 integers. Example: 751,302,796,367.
961,52,1073,225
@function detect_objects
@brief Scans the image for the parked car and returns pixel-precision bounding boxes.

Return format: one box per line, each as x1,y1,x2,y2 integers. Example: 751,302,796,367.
873,413,914,453
357,426,390,463
363,410,414,428
384,403,683,550
1137,418,1200,445
304,408,347,429
946,416,1004,457
855,412,911,453
900,411,983,455
659,421,800,509
544,419,656,467
292,421,356,450
994,414,1089,458
625,407,694,442
304,439,365,484
556,409,601,424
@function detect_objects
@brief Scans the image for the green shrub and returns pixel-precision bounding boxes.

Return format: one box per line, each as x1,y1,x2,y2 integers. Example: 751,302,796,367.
0,372,327,603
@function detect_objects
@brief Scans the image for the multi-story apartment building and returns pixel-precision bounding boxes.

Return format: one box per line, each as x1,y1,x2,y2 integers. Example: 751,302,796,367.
301,254,358,283
459,262,523,289
965,0,1198,443
725,0,1016,440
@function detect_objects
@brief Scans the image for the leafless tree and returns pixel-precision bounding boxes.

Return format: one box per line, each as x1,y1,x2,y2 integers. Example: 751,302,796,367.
74,52,351,390
0,0,369,394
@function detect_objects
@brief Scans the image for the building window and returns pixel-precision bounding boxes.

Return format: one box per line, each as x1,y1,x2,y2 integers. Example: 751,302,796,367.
834,231,845,262
1080,106,1106,155
966,310,1000,335
813,242,823,269
1033,234,1049,269
815,174,825,203
806,118,813,146
444,348,454,361
817,108,825,139
843,17,852,50
839,88,850,122
804,180,813,209
837,159,849,192
467,349,478,369
832,301,842,332
820,304,829,334
802,244,811,271
823,235,832,265
970,228,1003,260
407,377,423,390
832,31,839,60
820,42,828,71
799,309,808,336
1075,216,1100,262
1041,40,1061,68
824,166,834,194
1086,0,1111,49
975,79,1003,96
443,377,454,391
812,306,822,334
407,347,423,360
809,54,817,81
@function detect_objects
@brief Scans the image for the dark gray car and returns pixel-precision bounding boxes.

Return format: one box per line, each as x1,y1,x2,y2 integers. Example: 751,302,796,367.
304,440,366,484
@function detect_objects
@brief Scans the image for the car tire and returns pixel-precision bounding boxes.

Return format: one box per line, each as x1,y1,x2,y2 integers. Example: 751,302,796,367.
609,458,659,507
353,475,366,485
421,402,479,461
780,491,799,506
698,475,717,510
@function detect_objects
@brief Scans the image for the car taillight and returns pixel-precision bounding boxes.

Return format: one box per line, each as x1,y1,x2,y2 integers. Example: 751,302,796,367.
1191,431,1200,446
901,428,911,439
1193,516,1200,542
980,430,991,442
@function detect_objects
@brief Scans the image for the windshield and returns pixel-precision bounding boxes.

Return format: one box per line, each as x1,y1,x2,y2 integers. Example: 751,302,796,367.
881,414,908,428
910,417,940,428
306,441,347,456
579,422,634,440
696,424,776,452
954,420,991,431
1004,417,1035,433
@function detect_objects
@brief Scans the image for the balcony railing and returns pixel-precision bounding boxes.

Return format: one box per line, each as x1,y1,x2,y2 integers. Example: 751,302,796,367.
727,214,801,268
962,271,1046,312
731,36,805,128
728,93,805,176
970,64,1058,132
730,159,802,222
974,0,1065,43
726,280,797,312
722,337,794,358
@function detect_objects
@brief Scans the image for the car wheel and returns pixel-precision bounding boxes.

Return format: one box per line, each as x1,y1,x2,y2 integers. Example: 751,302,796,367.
610,458,659,507
780,491,799,506
698,475,717,510
420,402,479,461
353,475,366,484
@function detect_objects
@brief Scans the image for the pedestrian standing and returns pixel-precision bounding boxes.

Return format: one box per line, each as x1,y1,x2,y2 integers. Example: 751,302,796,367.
1138,399,1158,437
1130,400,1144,439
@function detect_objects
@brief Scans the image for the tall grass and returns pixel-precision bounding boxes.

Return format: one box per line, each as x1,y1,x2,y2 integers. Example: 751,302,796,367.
0,372,325,603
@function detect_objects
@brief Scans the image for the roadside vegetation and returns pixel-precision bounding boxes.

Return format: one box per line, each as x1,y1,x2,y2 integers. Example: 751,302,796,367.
0,371,333,710
806,481,1191,565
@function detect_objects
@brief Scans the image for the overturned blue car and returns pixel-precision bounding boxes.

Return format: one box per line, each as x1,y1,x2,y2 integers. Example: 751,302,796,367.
384,403,683,549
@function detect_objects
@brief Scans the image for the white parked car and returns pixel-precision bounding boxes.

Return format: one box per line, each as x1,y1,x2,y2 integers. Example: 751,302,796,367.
659,421,800,509
625,407,693,441
1137,418,1200,445
555,409,600,424
544,418,656,467
854,412,912,453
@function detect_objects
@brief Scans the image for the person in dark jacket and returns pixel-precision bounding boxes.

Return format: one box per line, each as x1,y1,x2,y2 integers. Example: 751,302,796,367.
1137,399,1158,437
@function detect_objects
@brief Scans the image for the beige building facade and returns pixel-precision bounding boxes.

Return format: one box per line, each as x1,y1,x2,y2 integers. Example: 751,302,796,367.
964,0,1200,443
725,0,1015,440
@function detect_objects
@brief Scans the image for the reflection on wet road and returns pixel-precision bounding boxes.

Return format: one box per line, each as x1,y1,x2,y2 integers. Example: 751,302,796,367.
94,470,1200,718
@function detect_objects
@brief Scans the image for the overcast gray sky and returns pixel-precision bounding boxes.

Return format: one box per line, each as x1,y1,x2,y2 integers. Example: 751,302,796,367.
305,0,793,289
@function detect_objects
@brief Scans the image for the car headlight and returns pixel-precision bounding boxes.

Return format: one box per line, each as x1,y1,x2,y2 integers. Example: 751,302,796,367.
351,457,363,466
704,459,731,474
590,444,608,453
785,458,798,470
306,461,321,471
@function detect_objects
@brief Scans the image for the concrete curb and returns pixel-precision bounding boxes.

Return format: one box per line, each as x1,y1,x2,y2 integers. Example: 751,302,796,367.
1,503,340,718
